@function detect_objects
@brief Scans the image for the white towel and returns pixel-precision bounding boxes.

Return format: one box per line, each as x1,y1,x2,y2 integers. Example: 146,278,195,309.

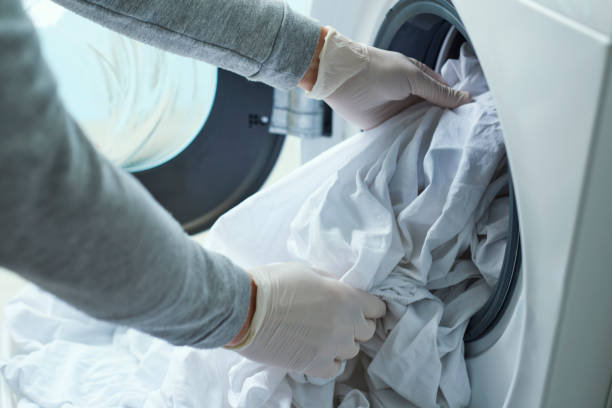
0,44,509,408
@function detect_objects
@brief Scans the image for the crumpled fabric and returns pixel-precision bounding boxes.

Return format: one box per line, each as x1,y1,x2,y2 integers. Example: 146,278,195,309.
0,44,509,408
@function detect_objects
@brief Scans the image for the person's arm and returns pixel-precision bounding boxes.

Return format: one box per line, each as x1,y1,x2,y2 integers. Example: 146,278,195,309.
0,0,252,348
52,0,322,90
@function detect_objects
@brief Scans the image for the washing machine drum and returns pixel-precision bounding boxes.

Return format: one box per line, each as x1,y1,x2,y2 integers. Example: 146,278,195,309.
373,0,521,343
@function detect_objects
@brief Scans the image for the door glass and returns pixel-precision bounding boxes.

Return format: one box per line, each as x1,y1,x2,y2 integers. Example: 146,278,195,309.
24,0,218,172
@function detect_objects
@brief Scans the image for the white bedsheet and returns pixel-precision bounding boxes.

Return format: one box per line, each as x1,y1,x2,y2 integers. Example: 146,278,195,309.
0,45,509,408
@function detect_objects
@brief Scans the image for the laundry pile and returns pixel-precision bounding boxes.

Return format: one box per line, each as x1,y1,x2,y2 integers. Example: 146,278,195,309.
0,45,509,408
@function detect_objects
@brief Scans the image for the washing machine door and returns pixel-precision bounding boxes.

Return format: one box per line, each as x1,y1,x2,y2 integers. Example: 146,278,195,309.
133,71,284,234
134,0,318,234
27,0,293,235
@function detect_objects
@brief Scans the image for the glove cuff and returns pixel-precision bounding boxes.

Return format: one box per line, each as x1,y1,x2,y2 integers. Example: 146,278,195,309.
224,271,270,350
306,27,369,100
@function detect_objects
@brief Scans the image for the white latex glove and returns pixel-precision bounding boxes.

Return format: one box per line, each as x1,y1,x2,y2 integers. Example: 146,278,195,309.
226,262,386,379
307,28,471,130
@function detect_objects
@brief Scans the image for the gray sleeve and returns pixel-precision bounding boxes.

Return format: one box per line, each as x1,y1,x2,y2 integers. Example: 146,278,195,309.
52,0,322,89
0,0,252,348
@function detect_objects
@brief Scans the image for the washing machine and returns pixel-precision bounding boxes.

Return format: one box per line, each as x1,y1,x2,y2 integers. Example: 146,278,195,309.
5,1,612,407
298,1,612,407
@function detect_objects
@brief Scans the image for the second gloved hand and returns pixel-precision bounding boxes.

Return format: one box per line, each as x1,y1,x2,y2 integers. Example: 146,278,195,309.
307,28,471,130
227,262,386,379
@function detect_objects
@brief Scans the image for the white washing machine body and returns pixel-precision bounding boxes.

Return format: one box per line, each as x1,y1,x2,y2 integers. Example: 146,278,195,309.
306,1,612,406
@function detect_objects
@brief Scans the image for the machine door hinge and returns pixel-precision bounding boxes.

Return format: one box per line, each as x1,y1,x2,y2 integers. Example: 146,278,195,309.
269,89,332,138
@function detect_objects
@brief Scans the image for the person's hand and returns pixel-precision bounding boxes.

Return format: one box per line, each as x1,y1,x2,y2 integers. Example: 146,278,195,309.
225,262,386,379
303,27,471,130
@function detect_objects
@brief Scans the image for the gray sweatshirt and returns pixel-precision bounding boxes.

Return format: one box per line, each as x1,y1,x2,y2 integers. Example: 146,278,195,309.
0,0,320,348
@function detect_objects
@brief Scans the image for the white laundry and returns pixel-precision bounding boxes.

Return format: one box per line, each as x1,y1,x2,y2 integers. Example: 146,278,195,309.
0,44,509,408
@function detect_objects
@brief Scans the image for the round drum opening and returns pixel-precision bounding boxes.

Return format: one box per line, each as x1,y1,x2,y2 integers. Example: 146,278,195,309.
374,0,522,343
